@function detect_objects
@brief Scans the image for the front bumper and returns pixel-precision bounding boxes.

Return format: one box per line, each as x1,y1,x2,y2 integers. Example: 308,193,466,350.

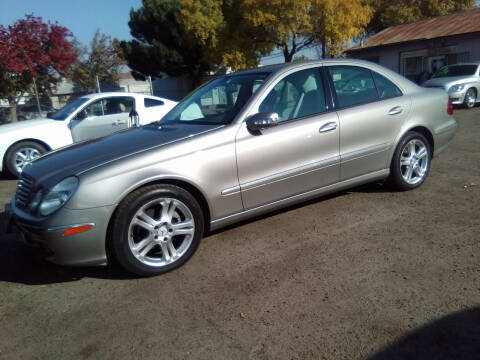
448,89,467,105
5,200,114,266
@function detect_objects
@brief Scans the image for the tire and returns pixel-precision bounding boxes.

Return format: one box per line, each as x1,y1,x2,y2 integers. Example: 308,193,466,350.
464,88,477,109
111,184,204,276
5,141,47,178
389,131,431,191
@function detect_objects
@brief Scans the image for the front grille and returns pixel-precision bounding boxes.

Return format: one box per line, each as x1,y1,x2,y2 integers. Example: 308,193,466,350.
15,175,35,209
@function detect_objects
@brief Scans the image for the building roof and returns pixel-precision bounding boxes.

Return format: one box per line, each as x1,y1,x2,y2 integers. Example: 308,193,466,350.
349,7,480,52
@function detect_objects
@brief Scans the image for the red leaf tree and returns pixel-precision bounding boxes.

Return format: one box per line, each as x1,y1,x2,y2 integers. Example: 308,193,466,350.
0,15,77,121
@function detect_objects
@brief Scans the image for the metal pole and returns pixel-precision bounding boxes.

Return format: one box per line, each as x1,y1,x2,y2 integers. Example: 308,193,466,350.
96,75,101,93
148,75,153,95
32,77,42,116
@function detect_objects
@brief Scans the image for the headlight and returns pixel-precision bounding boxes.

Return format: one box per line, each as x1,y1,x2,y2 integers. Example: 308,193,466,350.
450,84,465,92
39,176,79,216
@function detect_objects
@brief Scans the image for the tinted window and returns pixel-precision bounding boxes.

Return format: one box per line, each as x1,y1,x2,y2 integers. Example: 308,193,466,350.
144,98,164,107
372,72,402,99
259,68,326,122
162,73,269,125
48,97,89,120
327,66,378,107
433,65,478,78
81,97,134,118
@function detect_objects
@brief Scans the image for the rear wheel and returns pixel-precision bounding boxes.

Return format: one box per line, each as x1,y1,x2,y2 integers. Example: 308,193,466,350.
390,131,431,190
5,141,47,178
464,88,476,109
111,184,204,276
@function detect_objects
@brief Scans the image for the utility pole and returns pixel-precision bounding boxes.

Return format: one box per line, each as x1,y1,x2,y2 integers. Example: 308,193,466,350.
96,75,101,93
148,75,153,95
32,77,42,116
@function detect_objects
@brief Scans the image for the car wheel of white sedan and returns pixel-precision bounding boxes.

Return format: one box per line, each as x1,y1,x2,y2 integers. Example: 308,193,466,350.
6,141,47,178
390,131,431,191
111,184,204,276
464,88,477,109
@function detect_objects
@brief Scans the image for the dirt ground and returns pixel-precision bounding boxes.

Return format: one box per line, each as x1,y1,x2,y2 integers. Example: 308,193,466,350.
0,107,479,360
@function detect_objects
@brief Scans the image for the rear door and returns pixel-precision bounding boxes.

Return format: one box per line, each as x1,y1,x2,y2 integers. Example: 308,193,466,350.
325,65,410,180
70,96,135,142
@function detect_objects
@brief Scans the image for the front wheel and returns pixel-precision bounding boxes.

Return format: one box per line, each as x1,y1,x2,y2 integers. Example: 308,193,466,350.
464,88,477,109
111,184,204,276
390,132,431,191
5,141,47,178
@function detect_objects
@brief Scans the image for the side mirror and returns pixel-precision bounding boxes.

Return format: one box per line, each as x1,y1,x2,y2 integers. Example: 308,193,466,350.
246,112,279,133
74,110,87,120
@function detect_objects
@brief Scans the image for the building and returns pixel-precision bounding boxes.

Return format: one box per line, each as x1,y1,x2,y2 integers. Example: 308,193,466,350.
346,8,480,82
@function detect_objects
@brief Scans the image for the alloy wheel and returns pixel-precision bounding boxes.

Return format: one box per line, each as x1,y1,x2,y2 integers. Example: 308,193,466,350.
399,139,429,185
14,147,41,174
127,197,195,268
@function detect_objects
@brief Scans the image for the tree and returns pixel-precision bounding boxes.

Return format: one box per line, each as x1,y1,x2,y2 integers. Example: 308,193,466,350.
311,0,374,58
120,0,272,84
0,15,76,121
241,0,373,61
69,30,124,93
119,0,212,84
367,0,476,33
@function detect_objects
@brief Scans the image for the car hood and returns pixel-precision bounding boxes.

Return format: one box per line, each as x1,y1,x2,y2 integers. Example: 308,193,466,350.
0,117,57,133
423,76,477,88
24,122,223,188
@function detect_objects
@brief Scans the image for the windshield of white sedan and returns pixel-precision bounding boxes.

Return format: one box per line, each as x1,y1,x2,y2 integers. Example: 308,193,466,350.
161,73,269,125
47,97,89,120
433,65,478,78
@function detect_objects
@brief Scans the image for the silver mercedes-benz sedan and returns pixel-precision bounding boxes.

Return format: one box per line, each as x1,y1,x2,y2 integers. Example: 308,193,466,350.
6,59,457,276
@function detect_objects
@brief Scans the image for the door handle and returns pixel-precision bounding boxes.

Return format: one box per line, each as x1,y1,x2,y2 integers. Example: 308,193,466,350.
319,122,337,133
112,120,126,125
388,106,403,115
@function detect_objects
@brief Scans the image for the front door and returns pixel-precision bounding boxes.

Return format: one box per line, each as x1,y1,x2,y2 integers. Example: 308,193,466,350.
70,96,134,142
236,67,340,210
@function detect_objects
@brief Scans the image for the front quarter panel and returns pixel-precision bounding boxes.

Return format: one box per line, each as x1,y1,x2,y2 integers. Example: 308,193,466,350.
66,125,243,222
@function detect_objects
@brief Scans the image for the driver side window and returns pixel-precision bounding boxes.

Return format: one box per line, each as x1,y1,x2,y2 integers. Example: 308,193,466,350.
258,68,326,122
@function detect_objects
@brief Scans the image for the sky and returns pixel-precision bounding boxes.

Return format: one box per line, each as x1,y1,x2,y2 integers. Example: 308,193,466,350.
0,0,142,46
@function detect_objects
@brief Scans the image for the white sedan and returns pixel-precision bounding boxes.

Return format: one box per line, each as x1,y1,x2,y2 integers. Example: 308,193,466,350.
0,92,177,177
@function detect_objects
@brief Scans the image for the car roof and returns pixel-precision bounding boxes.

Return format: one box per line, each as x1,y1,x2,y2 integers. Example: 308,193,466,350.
80,92,170,101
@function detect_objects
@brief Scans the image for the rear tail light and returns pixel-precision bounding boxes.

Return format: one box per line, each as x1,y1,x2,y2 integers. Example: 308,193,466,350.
447,97,454,115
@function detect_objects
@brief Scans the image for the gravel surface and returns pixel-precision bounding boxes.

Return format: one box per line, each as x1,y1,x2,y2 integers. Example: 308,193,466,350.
0,107,479,360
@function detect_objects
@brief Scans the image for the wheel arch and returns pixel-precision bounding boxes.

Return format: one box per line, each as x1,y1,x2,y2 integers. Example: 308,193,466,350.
408,126,434,156
3,138,52,170
105,178,212,263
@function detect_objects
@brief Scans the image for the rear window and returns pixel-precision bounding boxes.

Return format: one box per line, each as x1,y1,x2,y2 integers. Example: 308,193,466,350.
144,98,164,107
433,65,478,78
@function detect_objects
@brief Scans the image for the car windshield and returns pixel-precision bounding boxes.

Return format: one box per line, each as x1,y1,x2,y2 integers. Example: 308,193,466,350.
433,65,478,78
161,73,270,125
47,97,89,120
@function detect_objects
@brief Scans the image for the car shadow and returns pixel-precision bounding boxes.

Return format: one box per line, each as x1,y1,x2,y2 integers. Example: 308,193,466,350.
368,307,480,360
0,181,391,285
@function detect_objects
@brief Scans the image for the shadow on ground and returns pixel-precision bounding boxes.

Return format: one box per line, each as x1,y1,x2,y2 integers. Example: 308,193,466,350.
368,307,480,360
0,212,136,285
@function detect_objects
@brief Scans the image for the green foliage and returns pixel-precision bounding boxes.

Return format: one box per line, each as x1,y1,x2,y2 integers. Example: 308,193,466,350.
368,0,476,32
69,30,124,93
119,0,212,81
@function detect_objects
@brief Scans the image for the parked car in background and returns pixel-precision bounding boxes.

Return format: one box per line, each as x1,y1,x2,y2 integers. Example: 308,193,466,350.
422,62,480,108
0,92,177,177
6,59,457,276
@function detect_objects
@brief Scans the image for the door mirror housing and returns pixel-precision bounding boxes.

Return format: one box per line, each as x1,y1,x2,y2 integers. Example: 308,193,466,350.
246,112,279,132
